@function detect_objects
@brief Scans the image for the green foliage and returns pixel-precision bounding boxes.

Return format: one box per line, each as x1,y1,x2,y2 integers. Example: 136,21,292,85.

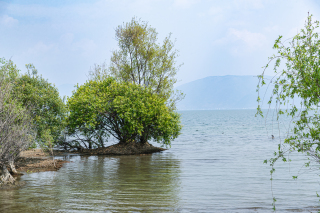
0,58,20,82
67,78,182,148
257,14,320,210
78,17,183,149
13,64,67,147
259,14,320,164
90,17,184,110
0,60,35,167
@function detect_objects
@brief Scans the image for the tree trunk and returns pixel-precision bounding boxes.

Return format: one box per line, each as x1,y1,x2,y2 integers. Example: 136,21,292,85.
8,157,19,175
0,164,15,185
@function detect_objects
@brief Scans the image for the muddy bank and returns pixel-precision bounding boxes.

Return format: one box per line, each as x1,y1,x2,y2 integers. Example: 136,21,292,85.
15,149,69,173
80,142,166,155
12,143,165,173
11,143,165,174
0,150,70,189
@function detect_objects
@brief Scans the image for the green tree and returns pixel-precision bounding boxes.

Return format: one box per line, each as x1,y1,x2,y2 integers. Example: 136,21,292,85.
257,14,320,210
85,17,183,149
0,58,20,83
66,78,181,149
89,17,183,110
0,59,35,185
13,64,67,148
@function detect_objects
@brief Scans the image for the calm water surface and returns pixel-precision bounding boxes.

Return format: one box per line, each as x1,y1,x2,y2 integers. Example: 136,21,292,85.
1,110,320,212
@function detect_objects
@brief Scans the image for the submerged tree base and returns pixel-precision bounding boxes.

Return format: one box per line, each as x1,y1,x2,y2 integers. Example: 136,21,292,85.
0,149,69,190
80,142,166,155
0,180,26,190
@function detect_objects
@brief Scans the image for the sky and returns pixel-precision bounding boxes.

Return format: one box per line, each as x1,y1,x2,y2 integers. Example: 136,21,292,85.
0,0,320,97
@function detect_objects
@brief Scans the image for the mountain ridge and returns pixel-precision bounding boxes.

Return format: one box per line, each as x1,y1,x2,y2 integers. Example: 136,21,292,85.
176,75,272,110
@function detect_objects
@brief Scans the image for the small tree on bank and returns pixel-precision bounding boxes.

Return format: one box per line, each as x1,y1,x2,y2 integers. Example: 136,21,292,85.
0,61,34,185
13,64,67,149
0,58,67,149
0,58,66,183
257,14,320,210
66,78,181,149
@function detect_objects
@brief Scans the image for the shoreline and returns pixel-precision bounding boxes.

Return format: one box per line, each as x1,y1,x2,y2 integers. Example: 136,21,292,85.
80,142,167,155
15,149,70,174
0,143,166,189
0,149,70,190
15,142,166,174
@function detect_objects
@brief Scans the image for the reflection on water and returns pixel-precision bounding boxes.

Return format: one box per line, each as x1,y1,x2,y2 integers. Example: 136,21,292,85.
0,154,181,212
1,110,320,212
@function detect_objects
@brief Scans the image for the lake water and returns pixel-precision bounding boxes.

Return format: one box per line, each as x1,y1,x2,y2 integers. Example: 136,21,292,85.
1,110,320,212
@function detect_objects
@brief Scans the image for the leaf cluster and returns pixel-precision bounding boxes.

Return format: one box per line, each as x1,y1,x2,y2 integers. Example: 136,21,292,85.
12,64,67,148
90,17,184,110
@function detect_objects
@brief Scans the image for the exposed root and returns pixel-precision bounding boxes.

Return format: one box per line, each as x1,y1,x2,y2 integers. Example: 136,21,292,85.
0,165,16,185
8,158,23,176
81,142,166,155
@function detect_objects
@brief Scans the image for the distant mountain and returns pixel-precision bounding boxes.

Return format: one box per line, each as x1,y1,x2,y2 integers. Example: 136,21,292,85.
176,75,273,110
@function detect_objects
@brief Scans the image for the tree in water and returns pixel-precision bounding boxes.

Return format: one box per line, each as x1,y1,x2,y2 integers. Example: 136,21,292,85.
67,78,181,149
66,17,183,150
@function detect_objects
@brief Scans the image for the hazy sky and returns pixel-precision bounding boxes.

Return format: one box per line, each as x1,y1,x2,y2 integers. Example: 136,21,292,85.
1,0,319,97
